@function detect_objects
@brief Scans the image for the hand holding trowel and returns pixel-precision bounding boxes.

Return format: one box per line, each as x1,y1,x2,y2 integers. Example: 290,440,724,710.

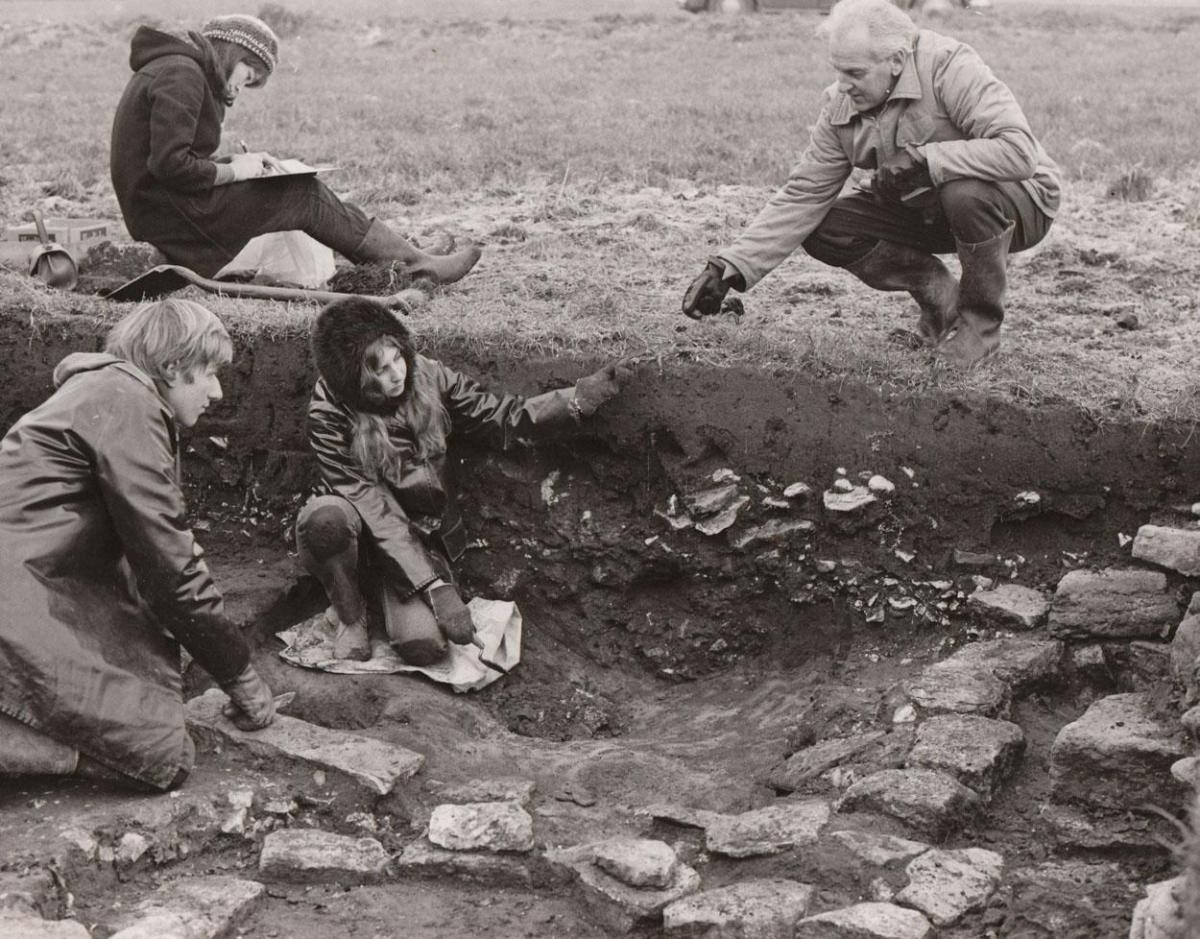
427,583,509,675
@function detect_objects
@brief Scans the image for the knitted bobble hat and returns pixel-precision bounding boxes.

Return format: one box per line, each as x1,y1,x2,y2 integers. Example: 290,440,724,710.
200,14,279,84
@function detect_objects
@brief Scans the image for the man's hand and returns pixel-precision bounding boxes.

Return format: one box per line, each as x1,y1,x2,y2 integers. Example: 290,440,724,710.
220,665,276,731
874,150,933,202
682,260,743,320
573,360,634,418
426,582,475,644
229,151,285,181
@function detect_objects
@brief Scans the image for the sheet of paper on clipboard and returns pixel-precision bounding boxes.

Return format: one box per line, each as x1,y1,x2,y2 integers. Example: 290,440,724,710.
262,158,340,179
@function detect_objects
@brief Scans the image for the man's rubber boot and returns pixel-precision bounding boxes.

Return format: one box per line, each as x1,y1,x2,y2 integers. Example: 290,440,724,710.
844,239,959,344
353,220,481,286
938,222,1015,370
332,611,372,661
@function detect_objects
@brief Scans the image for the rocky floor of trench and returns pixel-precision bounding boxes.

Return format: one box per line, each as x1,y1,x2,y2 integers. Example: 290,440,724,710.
3,501,1200,938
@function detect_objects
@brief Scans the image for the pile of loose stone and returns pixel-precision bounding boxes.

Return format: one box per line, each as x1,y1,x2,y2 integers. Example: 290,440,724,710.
7,523,1200,937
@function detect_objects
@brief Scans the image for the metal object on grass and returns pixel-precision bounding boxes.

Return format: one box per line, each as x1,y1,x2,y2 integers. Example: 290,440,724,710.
27,210,79,290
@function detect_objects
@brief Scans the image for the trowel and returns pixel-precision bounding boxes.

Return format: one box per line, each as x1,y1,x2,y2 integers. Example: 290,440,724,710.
27,210,78,290
470,634,509,675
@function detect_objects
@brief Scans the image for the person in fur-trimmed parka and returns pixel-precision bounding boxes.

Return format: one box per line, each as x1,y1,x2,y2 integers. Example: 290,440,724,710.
299,298,632,663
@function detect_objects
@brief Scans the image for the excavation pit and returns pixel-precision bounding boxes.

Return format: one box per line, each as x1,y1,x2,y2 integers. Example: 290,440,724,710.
1,307,1196,938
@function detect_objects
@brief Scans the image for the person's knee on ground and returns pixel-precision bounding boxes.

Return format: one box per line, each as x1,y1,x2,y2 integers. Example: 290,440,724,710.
296,501,372,660
386,592,447,666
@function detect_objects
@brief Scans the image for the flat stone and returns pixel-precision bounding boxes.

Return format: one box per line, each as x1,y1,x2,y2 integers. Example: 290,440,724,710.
1129,876,1188,939
0,912,89,938
258,829,389,884
953,549,997,570
732,518,815,551
766,732,887,792
930,638,1065,693
577,858,701,934
835,769,980,841
395,839,532,887
1183,705,1200,739
1170,592,1200,701
823,486,877,513
684,482,742,518
187,688,424,795
1071,644,1111,681
107,876,264,939
637,803,726,830
1042,804,1168,851
696,496,751,536
1133,524,1200,576
1048,568,1178,639
427,777,536,805
705,799,831,858
795,902,933,938
663,879,816,937
594,838,678,888
1050,692,1190,811
895,847,1003,926
428,800,534,853
0,870,56,917
904,667,1011,719
907,714,1025,799
967,584,1050,629
828,830,929,867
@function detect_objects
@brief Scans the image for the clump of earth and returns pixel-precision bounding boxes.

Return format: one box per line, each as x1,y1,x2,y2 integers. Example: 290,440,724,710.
74,240,160,295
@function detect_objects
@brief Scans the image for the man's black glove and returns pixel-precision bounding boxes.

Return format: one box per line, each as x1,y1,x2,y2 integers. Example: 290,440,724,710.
573,360,634,418
220,665,276,731
427,583,475,644
682,260,744,320
874,150,934,202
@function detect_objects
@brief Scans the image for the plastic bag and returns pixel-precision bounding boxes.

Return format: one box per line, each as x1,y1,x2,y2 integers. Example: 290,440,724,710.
216,230,336,288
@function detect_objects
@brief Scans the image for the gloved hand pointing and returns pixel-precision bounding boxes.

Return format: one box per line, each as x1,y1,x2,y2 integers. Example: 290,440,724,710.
220,665,276,731
426,582,476,645
873,149,933,202
573,360,634,418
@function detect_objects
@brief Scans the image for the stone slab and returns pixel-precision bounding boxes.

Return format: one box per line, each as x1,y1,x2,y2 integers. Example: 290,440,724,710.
187,688,424,795
637,803,728,830
663,879,816,938
767,732,887,792
426,777,535,805
967,584,1050,629
1048,568,1178,639
795,902,933,938
896,847,1004,926
594,838,678,888
0,869,56,917
428,800,534,853
828,830,929,868
577,857,700,934
930,638,1065,693
1133,525,1200,577
1049,692,1189,811
259,829,390,884
907,714,1025,799
1129,876,1188,939
0,912,89,938
732,518,815,551
1170,592,1200,701
904,667,1010,719
835,769,980,841
705,799,831,858
107,876,264,939
395,839,533,887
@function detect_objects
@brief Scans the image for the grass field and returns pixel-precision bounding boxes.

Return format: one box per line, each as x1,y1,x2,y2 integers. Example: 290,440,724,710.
1,0,1199,420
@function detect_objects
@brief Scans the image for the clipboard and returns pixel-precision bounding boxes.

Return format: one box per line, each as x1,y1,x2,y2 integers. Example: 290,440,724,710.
259,158,340,179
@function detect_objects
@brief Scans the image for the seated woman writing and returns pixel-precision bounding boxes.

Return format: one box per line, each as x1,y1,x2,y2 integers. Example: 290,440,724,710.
299,297,631,663
0,300,276,790
110,14,480,285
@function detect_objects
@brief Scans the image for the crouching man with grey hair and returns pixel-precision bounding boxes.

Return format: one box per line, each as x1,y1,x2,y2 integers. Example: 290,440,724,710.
681,0,1060,368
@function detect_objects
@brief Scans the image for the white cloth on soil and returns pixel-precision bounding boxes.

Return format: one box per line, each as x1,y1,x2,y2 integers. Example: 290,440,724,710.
216,230,335,288
276,598,521,693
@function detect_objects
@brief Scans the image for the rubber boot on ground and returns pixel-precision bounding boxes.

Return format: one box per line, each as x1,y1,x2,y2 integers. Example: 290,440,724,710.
843,240,960,344
937,222,1015,370
353,220,481,286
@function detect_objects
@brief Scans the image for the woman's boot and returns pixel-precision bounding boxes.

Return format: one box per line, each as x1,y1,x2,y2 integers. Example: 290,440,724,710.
353,220,481,286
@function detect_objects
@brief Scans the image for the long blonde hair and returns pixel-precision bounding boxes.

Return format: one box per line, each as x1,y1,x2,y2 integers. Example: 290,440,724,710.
349,340,444,484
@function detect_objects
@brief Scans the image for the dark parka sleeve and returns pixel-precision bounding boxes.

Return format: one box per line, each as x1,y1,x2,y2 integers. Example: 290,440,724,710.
145,57,221,193
307,385,443,595
90,381,249,684
435,359,576,446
